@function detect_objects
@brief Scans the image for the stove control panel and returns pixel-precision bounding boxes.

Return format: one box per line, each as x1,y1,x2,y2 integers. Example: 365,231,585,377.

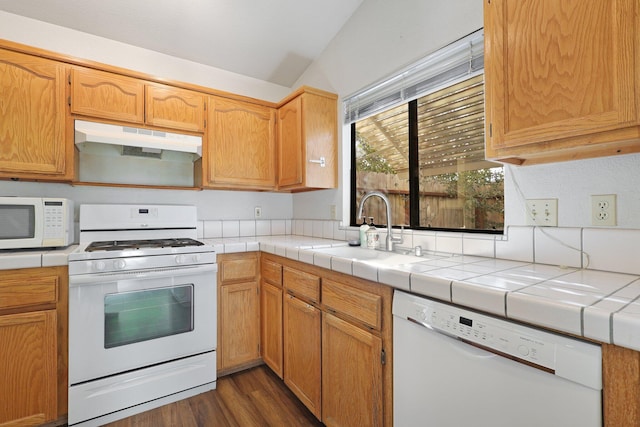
175,254,202,265
69,251,217,275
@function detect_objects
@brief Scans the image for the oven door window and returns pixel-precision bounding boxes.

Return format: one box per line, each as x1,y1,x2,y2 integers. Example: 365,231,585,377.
104,284,194,348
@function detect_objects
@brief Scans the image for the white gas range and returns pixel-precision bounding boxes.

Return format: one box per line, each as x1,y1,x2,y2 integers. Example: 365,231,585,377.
68,204,217,427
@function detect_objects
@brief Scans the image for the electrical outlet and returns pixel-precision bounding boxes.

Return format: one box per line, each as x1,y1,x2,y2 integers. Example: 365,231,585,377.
591,194,616,226
254,206,262,218
330,204,337,220
525,199,558,226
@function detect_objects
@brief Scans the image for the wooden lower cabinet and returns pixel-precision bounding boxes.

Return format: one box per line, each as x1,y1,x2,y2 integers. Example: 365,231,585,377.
0,266,67,426
283,293,322,419
322,313,383,427
263,253,392,427
217,253,261,375
219,282,260,370
260,280,283,378
0,310,57,426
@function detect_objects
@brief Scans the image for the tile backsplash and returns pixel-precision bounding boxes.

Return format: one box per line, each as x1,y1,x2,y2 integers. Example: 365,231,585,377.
199,218,640,276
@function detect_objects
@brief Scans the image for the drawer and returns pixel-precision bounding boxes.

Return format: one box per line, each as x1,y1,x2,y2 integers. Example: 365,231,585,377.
283,267,320,304
219,254,258,284
322,279,382,330
261,258,282,287
0,275,58,310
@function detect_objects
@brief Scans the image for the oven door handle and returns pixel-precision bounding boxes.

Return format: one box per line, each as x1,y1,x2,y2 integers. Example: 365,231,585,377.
69,263,217,286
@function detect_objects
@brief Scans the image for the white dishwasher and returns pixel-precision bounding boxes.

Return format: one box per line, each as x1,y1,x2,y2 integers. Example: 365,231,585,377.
393,290,602,427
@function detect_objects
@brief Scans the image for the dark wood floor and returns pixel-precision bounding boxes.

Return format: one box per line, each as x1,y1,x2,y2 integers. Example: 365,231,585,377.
104,365,324,427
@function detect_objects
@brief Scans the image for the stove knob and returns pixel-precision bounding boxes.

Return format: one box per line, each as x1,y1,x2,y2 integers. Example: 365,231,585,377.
114,259,127,270
175,255,184,265
193,254,201,262
94,261,106,271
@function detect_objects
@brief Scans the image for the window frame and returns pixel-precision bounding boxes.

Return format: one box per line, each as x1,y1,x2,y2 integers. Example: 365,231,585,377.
350,78,504,235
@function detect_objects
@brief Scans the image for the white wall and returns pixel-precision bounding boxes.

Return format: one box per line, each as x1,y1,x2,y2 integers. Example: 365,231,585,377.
0,181,293,222
293,0,640,230
0,11,290,102
0,11,293,222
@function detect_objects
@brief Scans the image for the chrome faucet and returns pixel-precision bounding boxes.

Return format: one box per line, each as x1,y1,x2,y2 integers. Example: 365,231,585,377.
357,191,403,251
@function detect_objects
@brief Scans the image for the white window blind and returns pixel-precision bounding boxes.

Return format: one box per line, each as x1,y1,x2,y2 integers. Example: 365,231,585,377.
344,29,484,124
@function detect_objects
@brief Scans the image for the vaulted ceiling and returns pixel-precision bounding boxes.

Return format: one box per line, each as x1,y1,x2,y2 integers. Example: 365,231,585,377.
0,0,363,87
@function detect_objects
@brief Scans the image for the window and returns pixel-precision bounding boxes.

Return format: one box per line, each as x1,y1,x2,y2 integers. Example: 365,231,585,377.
347,30,503,233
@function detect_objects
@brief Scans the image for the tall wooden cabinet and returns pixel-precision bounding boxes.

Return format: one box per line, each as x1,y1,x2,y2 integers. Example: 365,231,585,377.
204,97,276,190
277,87,338,191
0,266,68,426
0,49,72,181
217,253,261,376
484,0,640,165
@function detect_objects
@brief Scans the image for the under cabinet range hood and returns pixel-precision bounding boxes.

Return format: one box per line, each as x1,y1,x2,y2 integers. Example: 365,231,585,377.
74,120,202,158
74,120,202,187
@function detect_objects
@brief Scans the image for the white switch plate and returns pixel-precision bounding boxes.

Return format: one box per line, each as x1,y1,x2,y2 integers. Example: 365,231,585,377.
525,199,558,226
254,206,262,218
591,194,616,226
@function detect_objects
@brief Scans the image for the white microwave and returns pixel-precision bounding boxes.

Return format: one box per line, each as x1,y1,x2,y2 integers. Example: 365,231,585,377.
0,197,74,249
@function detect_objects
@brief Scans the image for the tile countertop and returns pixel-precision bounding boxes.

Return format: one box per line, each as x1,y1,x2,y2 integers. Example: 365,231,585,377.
4,236,640,352
0,244,78,270
205,235,640,352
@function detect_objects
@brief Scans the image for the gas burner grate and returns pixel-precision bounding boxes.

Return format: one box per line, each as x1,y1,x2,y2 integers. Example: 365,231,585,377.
85,238,204,252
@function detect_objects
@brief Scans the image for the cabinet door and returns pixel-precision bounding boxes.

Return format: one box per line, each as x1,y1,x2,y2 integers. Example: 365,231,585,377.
0,50,69,179
146,84,206,132
283,293,321,419
219,281,260,372
207,97,276,189
322,312,383,427
0,310,57,426
70,67,145,123
485,0,638,157
277,91,338,190
302,92,338,189
277,96,303,188
260,280,283,378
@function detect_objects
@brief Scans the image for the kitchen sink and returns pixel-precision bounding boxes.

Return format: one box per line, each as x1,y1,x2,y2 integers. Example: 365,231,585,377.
313,246,425,266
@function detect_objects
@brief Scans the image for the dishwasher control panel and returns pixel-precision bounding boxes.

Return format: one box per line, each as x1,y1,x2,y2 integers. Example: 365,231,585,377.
414,303,556,370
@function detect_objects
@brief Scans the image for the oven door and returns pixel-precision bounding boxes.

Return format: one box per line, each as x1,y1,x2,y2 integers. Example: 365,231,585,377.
69,263,217,385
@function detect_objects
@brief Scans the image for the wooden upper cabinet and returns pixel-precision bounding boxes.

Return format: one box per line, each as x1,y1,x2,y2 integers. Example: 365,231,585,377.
70,67,145,124
205,97,276,190
277,88,338,191
70,68,205,132
0,49,71,180
146,83,205,132
484,0,640,165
